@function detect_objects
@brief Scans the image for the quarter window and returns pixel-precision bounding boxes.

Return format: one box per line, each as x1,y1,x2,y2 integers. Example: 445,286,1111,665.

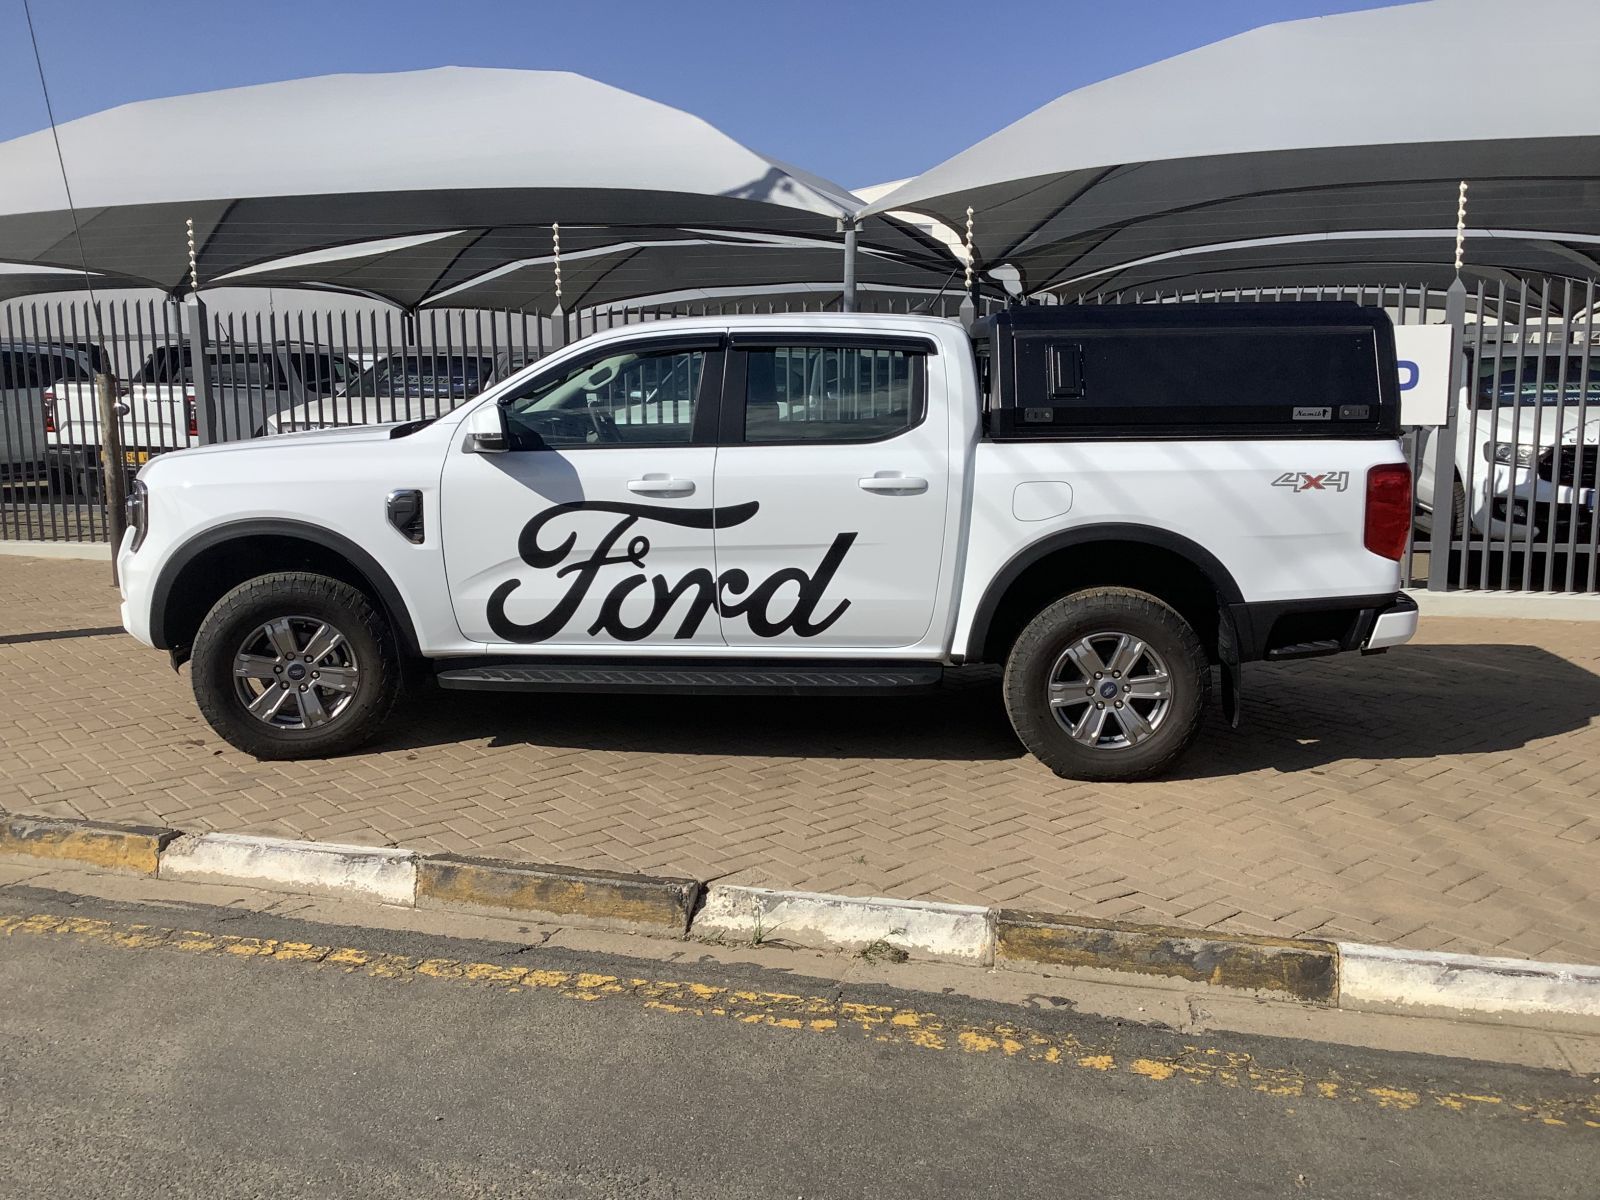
742,346,921,443
503,347,706,449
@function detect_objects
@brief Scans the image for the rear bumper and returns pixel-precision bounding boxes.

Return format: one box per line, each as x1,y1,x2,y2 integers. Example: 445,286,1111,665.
1229,591,1416,663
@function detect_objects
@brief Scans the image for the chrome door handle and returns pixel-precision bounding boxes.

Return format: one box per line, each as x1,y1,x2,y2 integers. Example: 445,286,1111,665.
627,476,696,497
857,473,928,495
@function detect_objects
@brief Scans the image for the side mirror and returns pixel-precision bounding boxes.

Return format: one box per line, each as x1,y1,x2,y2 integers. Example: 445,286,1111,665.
461,403,509,454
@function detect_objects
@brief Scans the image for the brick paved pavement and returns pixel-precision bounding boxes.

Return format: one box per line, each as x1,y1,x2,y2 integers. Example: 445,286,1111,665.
3,554,1600,964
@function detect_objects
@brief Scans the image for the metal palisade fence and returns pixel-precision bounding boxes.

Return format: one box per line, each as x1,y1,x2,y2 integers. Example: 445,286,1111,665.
4,281,1598,596
0,291,972,545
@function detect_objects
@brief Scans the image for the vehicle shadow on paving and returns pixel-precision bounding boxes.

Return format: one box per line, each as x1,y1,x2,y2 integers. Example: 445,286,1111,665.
379,668,1027,763
368,644,1600,774
1173,643,1600,779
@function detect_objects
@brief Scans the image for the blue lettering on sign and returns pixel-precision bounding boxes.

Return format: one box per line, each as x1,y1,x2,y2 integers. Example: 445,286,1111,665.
1397,360,1419,390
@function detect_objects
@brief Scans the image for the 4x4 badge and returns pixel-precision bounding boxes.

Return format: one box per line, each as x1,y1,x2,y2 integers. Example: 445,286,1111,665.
1272,471,1350,493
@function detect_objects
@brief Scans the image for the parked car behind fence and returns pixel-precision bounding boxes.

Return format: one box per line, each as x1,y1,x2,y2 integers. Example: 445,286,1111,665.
1,341,109,484
266,352,498,433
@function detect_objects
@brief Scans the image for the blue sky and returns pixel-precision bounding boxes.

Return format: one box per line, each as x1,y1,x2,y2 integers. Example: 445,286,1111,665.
4,0,1408,189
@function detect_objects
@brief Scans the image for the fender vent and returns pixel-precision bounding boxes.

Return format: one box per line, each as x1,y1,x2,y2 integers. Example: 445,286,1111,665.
386,489,425,544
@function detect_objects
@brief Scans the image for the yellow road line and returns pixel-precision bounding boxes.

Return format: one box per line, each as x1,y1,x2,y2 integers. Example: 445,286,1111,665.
4,911,1597,1130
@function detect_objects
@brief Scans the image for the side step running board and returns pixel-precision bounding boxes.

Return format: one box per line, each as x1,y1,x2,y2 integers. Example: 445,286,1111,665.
435,662,945,697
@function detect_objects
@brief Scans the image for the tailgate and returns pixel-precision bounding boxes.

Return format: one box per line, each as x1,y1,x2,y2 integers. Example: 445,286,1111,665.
46,383,194,457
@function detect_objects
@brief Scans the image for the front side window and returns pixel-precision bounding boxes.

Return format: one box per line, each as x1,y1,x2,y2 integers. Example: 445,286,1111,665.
742,346,920,443
503,346,705,449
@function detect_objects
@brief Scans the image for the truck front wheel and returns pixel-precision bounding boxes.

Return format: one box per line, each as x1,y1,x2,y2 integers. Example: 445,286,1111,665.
1002,587,1209,782
191,572,402,760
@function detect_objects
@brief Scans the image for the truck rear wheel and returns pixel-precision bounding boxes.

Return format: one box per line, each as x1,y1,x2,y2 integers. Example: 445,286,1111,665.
191,572,401,760
1002,587,1209,782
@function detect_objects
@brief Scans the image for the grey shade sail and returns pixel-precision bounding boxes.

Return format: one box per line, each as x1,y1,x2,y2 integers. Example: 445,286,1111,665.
0,261,143,304
860,0,1600,293
215,231,960,312
0,67,941,292
1049,230,1600,306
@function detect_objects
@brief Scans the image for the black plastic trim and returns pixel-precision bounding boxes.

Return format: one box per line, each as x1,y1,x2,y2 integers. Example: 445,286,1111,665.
1228,591,1408,663
434,657,944,697
963,523,1246,662
148,519,421,657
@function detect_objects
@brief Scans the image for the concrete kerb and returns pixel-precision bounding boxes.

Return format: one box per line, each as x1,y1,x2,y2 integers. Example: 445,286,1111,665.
3,810,1599,1025
417,853,698,933
995,909,1338,1003
0,812,177,876
160,832,418,906
695,883,992,964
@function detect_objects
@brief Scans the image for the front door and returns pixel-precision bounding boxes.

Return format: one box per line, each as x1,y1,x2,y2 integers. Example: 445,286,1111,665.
441,336,728,649
712,337,950,650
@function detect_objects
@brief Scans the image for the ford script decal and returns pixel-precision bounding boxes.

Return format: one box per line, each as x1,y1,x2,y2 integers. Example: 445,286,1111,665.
487,500,857,643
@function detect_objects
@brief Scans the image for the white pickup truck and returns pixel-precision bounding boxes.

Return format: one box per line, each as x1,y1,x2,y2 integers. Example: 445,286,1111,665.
116,305,1417,781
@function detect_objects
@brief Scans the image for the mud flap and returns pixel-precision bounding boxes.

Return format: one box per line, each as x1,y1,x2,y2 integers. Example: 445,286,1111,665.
1216,607,1244,730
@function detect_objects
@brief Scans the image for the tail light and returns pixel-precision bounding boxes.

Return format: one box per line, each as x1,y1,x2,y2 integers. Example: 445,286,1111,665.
185,392,198,438
42,389,55,433
1364,463,1413,561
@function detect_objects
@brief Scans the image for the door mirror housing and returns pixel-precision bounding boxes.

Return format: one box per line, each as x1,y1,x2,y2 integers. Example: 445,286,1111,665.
462,403,510,453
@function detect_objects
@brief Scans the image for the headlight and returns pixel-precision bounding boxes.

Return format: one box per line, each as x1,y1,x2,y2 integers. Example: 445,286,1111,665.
1484,442,1538,468
125,479,149,552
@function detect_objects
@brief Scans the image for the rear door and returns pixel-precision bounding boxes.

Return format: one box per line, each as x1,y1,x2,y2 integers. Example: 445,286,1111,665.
712,334,949,649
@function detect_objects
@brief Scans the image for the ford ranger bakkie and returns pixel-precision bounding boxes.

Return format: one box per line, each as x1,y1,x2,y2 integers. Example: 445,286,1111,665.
116,304,1417,781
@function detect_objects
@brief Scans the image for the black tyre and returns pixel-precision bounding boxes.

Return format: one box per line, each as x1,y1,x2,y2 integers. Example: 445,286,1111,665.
1002,587,1209,782
191,571,402,760
1451,474,1468,539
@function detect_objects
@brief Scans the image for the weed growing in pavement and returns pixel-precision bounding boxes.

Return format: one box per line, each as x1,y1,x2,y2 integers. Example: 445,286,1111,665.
857,931,910,965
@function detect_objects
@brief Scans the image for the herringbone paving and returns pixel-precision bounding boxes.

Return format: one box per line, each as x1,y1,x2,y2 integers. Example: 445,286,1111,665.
4,554,1599,963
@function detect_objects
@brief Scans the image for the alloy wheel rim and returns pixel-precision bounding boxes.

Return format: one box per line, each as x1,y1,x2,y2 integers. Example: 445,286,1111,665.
232,616,360,730
1046,630,1172,750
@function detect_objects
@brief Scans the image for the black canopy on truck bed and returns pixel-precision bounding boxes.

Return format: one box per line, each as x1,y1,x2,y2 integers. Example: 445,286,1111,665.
974,301,1400,441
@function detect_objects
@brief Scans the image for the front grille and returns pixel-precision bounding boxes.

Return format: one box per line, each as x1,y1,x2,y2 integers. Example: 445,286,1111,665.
1538,445,1600,486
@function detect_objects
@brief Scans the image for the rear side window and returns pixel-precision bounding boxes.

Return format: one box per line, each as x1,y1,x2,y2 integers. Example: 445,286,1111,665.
740,346,923,443
0,350,35,389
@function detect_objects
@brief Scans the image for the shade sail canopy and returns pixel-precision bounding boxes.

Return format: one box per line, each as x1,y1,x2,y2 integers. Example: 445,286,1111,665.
214,230,957,312
0,261,143,304
1048,230,1600,306
0,67,939,293
861,0,1600,293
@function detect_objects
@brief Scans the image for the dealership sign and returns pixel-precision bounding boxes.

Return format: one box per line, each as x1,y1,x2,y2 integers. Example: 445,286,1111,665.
1392,324,1455,427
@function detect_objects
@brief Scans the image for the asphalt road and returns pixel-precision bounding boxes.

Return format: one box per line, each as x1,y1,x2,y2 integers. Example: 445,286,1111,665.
0,887,1595,1199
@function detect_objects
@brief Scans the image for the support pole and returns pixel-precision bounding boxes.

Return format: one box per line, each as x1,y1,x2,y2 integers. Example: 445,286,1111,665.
182,220,218,446
840,217,858,313
185,294,217,445
1426,181,1471,593
94,366,126,580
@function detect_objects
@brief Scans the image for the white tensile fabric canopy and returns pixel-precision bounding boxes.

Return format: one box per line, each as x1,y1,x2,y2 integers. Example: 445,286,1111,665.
0,67,941,295
860,0,1600,294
